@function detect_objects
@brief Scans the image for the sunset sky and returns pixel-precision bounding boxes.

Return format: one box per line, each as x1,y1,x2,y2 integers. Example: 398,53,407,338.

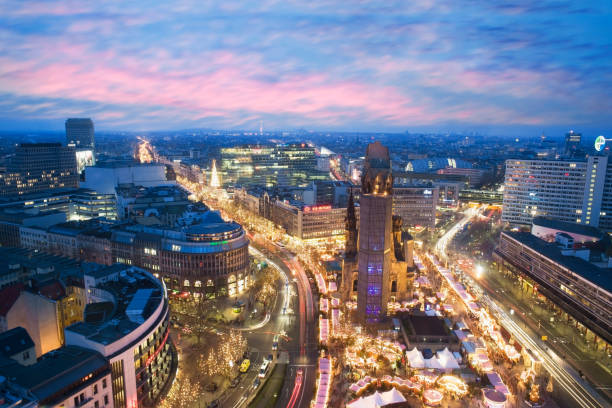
0,0,610,135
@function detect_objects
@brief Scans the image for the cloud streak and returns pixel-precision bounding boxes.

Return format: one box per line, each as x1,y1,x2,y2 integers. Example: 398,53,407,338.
0,0,610,132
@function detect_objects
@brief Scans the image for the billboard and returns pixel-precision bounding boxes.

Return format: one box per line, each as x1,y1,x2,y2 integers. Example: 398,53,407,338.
76,149,95,173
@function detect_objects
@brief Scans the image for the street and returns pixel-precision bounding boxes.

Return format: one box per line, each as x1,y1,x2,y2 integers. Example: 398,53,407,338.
436,206,609,408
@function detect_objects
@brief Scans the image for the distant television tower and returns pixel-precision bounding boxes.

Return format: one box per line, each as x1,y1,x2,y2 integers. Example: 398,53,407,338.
210,159,221,188
259,120,263,136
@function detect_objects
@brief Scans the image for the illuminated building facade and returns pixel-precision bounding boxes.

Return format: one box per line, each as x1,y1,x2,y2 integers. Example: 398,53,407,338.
502,155,611,231
66,264,175,407
356,142,394,323
66,118,96,174
392,185,438,228
564,130,582,157
220,144,323,187
0,143,78,197
494,229,612,346
9,210,250,297
344,142,415,323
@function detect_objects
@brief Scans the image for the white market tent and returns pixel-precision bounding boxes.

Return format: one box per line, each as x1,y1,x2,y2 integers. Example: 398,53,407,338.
437,347,460,370
406,347,425,368
347,388,407,408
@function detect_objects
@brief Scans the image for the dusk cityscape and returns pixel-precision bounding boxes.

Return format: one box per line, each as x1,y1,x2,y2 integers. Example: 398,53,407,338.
0,2,610,408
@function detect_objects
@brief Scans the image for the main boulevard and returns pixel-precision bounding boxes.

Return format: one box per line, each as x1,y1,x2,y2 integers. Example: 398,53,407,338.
435,207,609,408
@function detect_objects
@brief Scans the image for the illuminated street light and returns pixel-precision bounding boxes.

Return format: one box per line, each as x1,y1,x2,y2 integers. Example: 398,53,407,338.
475,265,484,279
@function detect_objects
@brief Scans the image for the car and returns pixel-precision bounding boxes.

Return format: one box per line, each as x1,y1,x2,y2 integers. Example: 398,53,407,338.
230,377,241,388
272,335,279,350
267,354,274,361
240,359,250,373
259,360,271,378
208,399,220,408
205,382,217,392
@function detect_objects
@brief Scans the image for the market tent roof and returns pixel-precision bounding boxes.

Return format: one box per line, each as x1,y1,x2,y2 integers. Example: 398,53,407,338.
437,348,460,370
406,347,425,368
425,356,442,369
347,388,407,408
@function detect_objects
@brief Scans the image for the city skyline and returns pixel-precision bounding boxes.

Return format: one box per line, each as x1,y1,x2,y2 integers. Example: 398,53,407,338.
0,1,610,136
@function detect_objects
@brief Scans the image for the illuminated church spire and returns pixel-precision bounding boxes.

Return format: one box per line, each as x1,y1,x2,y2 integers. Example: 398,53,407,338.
210,159,220,188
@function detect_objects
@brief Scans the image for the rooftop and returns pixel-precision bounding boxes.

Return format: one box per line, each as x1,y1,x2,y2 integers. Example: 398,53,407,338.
0,327,34,357
0,346,107,403
66,266,164,345
503,231,612,293
404,314,449,337
532,216,606,240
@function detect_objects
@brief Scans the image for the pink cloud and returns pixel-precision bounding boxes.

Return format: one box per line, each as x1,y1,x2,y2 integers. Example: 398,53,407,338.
0,52,435,124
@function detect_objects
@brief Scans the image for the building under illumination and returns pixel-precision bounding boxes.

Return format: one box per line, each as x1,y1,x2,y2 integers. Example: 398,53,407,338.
220,144,325,187
0,143,79,197
65,264,174,407
66,118,96,174
494,221,612,347
352,142,414,323
502,155,612,231
9,209,250,297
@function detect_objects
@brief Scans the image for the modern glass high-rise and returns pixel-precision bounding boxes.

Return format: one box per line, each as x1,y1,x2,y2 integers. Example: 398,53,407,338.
564,130,582,157
356,141,394,323
219,143,319,187
65,118,95,149
66,118,96,174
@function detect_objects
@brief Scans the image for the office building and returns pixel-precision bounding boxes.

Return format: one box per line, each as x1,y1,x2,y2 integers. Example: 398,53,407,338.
220,144,325,187
66,118,96,173
65,118,95,150
234,187,359,242
564,130,582,157
502,156,610,230
494,225,611,347
436,167,488,188
66,265,174,407
8,209,250,297
0,143,78,197
82,162,172,194
394,172,467,205
393,185,438,228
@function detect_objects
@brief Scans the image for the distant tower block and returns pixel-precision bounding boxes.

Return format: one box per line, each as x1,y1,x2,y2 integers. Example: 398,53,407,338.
210,159,221,188
356,141,394,324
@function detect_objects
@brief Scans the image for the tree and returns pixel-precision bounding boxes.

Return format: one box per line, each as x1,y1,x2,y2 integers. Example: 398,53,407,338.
160,373,201,408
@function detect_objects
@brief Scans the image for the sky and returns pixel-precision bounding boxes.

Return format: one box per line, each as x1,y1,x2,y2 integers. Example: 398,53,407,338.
0,0,610,136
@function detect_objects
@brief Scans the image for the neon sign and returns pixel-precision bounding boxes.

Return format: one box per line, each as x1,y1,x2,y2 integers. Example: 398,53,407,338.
303,205,332,213
595,135,606,152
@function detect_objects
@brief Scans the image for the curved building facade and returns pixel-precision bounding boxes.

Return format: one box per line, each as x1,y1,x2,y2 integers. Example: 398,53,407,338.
65,265,175,408
112,212,250,297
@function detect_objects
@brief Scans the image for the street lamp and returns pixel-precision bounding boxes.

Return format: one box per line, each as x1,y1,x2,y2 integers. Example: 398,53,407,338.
475,265,484,279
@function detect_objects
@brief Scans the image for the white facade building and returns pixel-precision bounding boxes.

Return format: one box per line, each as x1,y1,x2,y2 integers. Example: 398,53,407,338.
65,265,174,408
502,155,610,230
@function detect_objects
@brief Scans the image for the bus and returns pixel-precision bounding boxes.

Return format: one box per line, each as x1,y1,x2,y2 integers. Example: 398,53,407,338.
240,359,250,373
258,360,270,378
